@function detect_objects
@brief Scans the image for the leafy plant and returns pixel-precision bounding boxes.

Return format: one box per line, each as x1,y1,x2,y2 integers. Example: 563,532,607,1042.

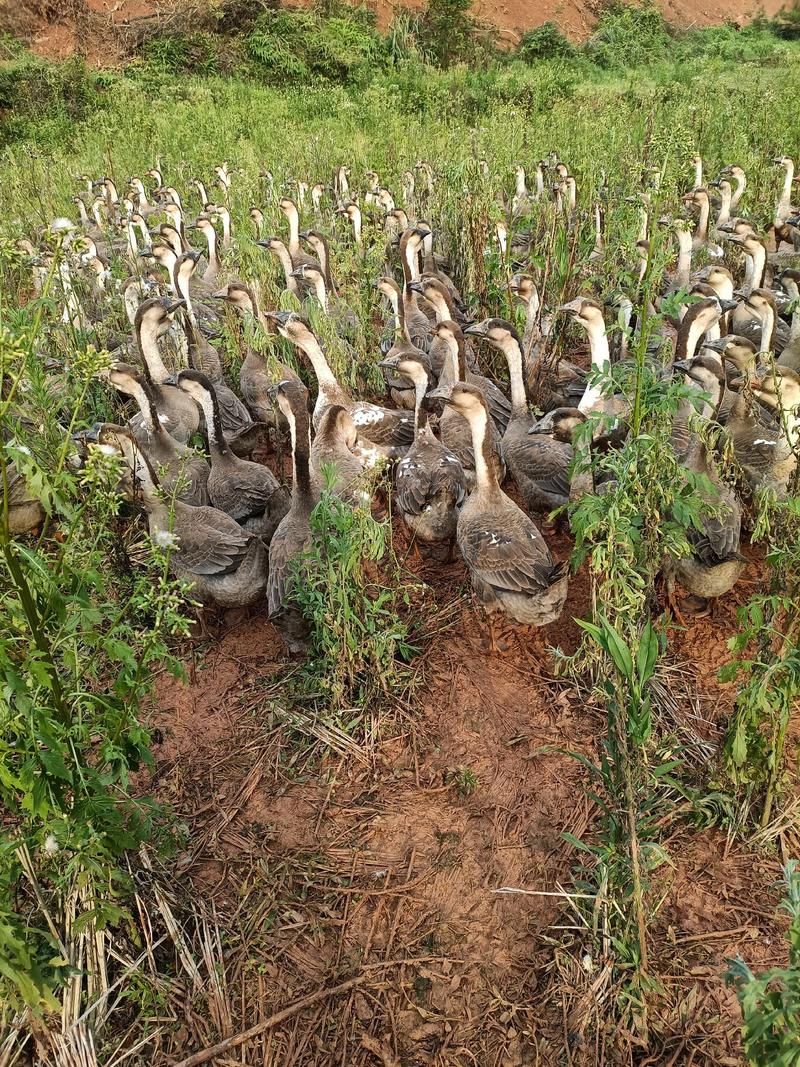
0,259,190,1012
289,467,416,716
727,860,800,1065
722,494,800,828
518,22,576,62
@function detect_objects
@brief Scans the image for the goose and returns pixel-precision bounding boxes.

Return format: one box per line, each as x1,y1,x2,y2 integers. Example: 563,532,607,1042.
189,215,223,287
666,353,746,616
429,321,506,486
300,229,337,293
213,282,302,424
735,288,790,356
172,250,219,327
279,197,319,271
724,366,800,497
249,207,265,238
397,227,436,345
337,201,363,247
776,269,800,372
181,323,256,446
309,405,366,504
443,384,569,635
434,319,511,434
557,297,617,418
703,335,759,424
174,371,289,540
87,424,267,609
290,264,358,340
267,379,315,652
464,319,572,515
256,236,300,297
774,156,796,226
105,362,209,505
720,163,747,212
375,277,428,410
682,188,723,256
269,312,414,455
2,457,45,535
126,298,200,444
377,352,466,556
669,297,735,459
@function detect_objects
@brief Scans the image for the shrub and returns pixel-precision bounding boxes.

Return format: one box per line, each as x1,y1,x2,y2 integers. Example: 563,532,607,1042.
518,22,576,62
415,0,496,67
584,0,671,69
727,860,800,1064
290,469,415,714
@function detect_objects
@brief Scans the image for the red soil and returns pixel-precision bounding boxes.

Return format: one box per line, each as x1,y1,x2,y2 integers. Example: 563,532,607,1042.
19,0,789,65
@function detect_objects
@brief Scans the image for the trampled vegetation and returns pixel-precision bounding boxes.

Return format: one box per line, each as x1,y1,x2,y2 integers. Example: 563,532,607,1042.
2,2,800,1063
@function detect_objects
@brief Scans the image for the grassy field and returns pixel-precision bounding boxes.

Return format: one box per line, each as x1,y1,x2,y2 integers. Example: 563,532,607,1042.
3,8,800,1063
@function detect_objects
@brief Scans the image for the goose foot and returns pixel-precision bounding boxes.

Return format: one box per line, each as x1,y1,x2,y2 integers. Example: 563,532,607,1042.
682,595,712,619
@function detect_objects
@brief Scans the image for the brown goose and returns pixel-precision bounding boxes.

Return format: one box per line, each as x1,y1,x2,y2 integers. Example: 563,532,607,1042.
256,236,301,297
464,319,571,514
375,276,427,410
666,353,745,616
279,197,320,271
127,298,200,444
106,362,209,505
444,384,569,631
434,320,511,434
724,366,800,497
87,425,267,609
378,351,466,556
267,379,315,652
270,312,414,457
310,404,366,504
213,282,302,425
703,335,758,424
429,321,506,487
174,371,289,541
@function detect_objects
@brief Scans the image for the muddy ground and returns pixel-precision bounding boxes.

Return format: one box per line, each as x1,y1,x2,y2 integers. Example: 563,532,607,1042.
133,521,794,1067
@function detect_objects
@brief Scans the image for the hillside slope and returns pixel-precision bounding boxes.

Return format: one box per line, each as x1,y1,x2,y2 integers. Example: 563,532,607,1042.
18,0,787,63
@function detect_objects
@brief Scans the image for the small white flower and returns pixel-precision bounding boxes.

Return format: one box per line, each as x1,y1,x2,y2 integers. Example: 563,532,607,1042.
15,444,32,456
582,954,594,973
154,529,178,548
44,834,59,857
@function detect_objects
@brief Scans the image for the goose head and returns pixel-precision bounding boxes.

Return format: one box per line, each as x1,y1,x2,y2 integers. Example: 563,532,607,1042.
213,281,256,315
528,406,587,441
750,367,800,412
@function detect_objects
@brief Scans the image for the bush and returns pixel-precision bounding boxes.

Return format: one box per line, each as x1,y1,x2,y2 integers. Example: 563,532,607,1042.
585,0,672,69
245,6,384,84
415,0,496,67
518,22,576,62
727,861,800,1064
0,55,113,147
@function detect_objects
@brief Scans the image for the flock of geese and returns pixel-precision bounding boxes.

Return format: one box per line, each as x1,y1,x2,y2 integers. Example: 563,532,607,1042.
7,152,800,647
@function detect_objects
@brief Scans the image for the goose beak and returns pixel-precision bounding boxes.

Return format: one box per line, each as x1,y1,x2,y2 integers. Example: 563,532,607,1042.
718,298,738,313
528,415,554,435
672,359,692,374
377,359,397,370
166,299,187,314
83,423,104,444
265,310,293,327
162,374,178,386
703,337,728,352
462,323,486,337
212,288,228,299
407,281,424,294
558,297,584,315
426,385,449,401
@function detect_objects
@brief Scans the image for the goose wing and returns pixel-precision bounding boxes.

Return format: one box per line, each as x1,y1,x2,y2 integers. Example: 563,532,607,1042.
170,504,252,575
460,506,556,595
351,403,415,448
